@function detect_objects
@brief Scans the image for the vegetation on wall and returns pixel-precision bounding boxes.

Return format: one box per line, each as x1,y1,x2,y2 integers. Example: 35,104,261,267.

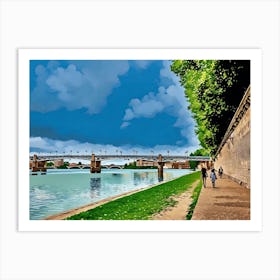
171,60,250,155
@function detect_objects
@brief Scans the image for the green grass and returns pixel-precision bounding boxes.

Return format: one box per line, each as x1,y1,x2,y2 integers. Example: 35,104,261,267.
66,171,201,220
186,179,203,220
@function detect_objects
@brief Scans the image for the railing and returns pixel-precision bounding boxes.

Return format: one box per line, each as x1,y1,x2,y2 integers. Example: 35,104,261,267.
30,154,211,161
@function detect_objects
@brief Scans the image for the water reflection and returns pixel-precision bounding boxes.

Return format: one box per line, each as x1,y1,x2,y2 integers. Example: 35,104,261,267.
158,175,163,182
133,171,155,185
90,177,101,199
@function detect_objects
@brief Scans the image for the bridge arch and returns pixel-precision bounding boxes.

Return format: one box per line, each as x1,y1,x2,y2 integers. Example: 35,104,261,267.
107,164,123,169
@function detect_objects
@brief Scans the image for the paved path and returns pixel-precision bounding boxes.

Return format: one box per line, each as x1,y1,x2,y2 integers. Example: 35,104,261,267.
192,176,250,220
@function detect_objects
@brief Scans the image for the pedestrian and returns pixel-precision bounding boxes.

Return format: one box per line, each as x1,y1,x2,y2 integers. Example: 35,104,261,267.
218,166,223,178
201,165,208,188
210,168,217,188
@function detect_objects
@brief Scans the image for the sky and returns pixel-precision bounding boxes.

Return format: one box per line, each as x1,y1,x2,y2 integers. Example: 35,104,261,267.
30,60,200,156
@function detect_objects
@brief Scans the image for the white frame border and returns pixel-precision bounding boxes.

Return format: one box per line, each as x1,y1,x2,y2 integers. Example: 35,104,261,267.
18,48,262,232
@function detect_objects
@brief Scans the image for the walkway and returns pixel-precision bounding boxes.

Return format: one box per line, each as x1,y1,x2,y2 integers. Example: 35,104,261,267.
192,176,250,220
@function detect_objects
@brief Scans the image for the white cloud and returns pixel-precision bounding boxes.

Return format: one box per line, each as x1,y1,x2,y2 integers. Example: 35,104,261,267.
123,94,164,120
120,122,130,129
121,61,199,147
133,60,151,69
30,137,199,156
31,61,129,114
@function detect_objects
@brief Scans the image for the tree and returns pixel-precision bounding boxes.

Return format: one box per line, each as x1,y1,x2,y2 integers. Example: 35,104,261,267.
171,60,250,155
57,162,69,169
189,148,208,170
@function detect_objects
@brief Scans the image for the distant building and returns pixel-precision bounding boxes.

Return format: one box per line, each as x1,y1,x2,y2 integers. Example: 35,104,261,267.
136,159,157,167
30,154,47,172
164,162,173,168
136,159,190,169
68,162,81,169
197,161,212,170
172,161,190,169
54,159,64,167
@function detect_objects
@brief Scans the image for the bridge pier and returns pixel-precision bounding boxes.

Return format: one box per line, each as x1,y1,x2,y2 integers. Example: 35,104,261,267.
31,154,47,173
90,153,101,173
157,154,164,182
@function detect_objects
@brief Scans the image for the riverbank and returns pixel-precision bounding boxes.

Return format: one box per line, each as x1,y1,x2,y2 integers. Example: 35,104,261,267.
61,171,201,220
152,179,200,220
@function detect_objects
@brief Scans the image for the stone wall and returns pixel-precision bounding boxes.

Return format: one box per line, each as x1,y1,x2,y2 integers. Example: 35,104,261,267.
214,86,250,188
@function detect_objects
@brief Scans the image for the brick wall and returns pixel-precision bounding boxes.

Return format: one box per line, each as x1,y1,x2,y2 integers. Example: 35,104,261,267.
214,87,250,188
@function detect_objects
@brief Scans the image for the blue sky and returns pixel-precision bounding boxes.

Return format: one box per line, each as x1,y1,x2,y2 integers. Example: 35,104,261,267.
30,60,200,155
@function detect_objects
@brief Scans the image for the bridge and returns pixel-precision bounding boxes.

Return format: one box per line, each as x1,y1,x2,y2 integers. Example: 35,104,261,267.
30,153,211,177
30,154,211,162
51,164,123,169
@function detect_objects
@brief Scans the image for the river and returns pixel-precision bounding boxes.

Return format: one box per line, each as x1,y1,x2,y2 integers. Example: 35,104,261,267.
30,168,193,220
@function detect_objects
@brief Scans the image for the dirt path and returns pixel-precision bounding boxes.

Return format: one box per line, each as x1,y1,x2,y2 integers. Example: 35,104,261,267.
152,180,199,220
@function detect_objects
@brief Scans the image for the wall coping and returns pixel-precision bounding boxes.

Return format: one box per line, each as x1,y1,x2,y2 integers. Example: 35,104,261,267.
214,85,251,159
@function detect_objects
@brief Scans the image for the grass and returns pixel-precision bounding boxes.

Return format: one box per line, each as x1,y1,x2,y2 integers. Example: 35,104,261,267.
66,171,201,220
186,179,203,220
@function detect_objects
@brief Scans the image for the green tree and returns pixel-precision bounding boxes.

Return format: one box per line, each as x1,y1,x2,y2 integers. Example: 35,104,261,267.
189,148,208,169
57,162,70,169
171,60,250,155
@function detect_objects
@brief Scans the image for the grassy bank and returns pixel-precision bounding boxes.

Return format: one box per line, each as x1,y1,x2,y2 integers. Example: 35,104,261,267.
66,171,201,220
186,179,203,220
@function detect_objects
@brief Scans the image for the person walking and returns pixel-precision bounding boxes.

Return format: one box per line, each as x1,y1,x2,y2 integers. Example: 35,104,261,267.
210,169,217,188
201,166,208,188
218,166,223,178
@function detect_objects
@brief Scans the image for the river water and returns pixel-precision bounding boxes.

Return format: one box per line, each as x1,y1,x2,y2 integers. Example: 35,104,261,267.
30,168,193,220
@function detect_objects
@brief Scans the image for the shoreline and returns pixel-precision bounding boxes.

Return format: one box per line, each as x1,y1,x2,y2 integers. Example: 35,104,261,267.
44,171,195,220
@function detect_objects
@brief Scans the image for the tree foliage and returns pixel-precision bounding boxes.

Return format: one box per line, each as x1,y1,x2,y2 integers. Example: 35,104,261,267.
57,162,69,169
189,148,208,169
171,60,250,156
